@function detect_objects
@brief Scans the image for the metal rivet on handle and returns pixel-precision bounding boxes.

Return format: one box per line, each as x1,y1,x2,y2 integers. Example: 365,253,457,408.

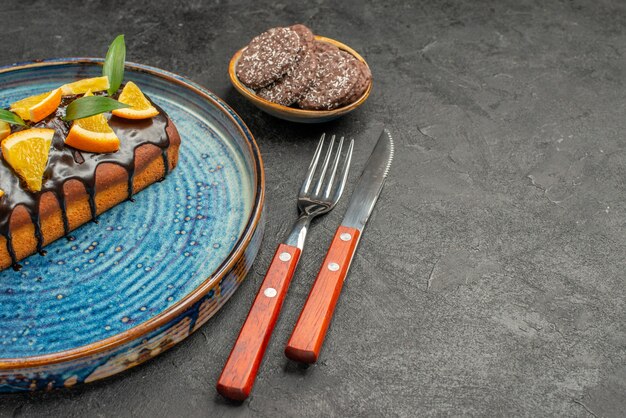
279,252,292,262
328,262,340,272
264,287,277,298
340,233,352,241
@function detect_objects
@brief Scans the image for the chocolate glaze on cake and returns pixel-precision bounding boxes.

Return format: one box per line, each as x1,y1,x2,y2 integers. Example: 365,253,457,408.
0,90,172,269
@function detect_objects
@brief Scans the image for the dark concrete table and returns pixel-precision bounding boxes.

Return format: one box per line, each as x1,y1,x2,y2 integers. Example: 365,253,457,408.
2,0,625,416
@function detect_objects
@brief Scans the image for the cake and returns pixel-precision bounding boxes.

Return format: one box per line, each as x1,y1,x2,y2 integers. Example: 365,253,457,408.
0,87,180,271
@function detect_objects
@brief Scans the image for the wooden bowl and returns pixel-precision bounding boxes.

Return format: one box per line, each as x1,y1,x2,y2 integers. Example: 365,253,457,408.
229,35,372,123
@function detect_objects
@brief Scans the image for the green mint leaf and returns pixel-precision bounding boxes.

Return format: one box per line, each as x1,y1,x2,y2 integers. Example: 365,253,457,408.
103,34,126,96
0,109,27,126
63,96,129,121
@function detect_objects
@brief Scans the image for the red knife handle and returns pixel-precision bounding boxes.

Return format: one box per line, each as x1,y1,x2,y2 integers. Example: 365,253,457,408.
217,244,301,401
285,225,360,363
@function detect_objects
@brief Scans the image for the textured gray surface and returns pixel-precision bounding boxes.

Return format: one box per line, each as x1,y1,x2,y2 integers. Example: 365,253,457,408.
1,0,626,416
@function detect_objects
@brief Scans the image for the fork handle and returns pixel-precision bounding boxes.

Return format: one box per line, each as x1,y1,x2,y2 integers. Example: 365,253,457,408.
285,226,360,364
217,244,301,401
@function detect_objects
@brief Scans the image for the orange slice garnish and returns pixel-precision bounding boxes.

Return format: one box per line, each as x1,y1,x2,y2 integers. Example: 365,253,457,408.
112,82,159,120
64,90,120,153
61,76,110,95
0,189,4,198
1,128,54,192
10,88,62,122
0,121,10,141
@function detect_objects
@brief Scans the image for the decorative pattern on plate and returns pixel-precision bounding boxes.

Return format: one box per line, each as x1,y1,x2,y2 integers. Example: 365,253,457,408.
0,59,265,392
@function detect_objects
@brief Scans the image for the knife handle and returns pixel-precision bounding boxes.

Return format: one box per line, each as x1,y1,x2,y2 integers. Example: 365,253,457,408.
217,244,301,401
285,226,360,364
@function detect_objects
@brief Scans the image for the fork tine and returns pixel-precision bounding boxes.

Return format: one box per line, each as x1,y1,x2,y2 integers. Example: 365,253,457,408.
324,137,344,198
300,133,325,196
313,135,336,196
331,139,354,203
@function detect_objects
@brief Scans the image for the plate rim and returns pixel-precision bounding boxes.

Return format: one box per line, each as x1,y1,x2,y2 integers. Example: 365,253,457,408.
0,58,265,369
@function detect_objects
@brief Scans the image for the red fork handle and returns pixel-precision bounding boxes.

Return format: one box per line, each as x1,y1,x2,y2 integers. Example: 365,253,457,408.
285,225,360,363
217,244,301,401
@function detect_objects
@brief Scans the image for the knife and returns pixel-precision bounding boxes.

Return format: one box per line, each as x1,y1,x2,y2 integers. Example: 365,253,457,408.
284,129,394,363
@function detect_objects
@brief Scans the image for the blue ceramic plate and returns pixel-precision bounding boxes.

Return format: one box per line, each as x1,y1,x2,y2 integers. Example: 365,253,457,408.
0,59,264,392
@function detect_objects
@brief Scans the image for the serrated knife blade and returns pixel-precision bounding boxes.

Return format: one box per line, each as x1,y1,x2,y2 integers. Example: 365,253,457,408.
341,128,394,232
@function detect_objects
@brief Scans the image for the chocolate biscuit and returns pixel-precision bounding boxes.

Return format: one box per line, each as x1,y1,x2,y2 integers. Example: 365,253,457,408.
236,27,302,89
298,43,359,110
290,24,314,47
313,40,337,55
257,46,317,106
341,51,372,105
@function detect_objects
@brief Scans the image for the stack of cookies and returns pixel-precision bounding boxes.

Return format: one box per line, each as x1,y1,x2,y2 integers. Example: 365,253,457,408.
236,25,371,110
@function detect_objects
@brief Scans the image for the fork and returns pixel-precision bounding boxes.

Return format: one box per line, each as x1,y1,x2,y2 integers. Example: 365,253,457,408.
216,134,354,401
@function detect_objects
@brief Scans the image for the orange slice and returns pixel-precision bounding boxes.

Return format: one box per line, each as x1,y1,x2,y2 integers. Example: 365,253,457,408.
1,128,54,192
61,76,110,95
65,90,120,153
0,121,10,141
112,82,159,120
10,88,62,122
0,189,4,198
